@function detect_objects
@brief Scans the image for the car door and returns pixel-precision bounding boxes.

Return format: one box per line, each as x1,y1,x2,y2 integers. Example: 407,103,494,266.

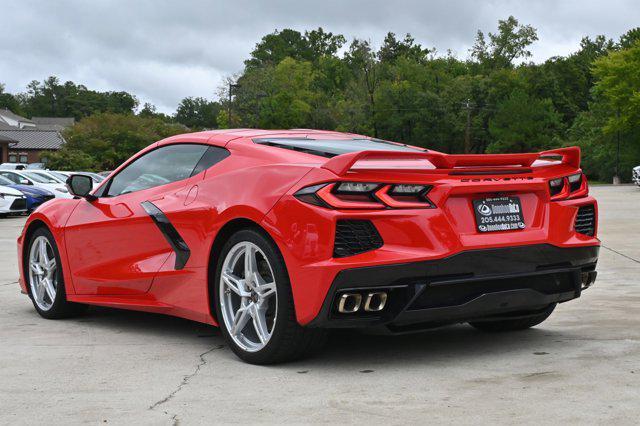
64,143,212,295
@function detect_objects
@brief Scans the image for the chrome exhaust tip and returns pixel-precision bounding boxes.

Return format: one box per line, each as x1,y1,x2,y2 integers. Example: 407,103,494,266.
337,293,362,313
364,292,388,312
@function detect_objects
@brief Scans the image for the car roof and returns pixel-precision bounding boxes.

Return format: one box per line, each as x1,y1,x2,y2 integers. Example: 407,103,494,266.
159,129,369,147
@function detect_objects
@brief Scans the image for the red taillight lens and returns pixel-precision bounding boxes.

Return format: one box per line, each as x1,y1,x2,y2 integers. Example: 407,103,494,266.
295,182,434,209
549,173,588,201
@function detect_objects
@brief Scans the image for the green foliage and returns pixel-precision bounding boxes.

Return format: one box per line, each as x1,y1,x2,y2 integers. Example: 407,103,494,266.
488,89,562,152
174,97,221,129
245,28,346,69
0,83,24,114
471,16,538,70
45,113,185,171
18,76,137,119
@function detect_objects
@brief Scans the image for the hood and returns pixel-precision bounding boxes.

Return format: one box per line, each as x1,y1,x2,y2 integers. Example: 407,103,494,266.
9,184,54,196
0,185,25,197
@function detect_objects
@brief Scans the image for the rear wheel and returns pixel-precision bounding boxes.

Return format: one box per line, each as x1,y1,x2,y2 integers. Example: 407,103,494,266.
214,229,325,364
26,227,87,319
468,304,556,332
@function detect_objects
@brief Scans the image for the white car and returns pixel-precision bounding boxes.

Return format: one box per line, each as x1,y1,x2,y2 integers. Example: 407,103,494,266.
633,166,640,187
0,170,73,199
48,171,105,188
25,170,67,184
0,184,27,216
0,163,28,170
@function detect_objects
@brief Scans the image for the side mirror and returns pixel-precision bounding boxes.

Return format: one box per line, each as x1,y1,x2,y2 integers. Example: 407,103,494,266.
20,178,31,185
66,174,96,200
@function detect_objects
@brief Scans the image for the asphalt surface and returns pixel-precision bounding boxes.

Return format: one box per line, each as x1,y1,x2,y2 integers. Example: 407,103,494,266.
1,185,639,425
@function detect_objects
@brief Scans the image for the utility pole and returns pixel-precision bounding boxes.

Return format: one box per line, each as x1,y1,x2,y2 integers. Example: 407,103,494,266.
613,107,621,185
463,99,473,153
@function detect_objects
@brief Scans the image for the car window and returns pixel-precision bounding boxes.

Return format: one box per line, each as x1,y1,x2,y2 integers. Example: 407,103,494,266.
0,175,14,186
106,144,209,197
21,171,56,184
190,146,230,176
0,171,24,184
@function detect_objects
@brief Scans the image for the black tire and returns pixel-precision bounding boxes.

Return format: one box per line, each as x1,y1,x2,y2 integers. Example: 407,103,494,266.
468,304,556,332
26,227,87,319
213,228,326,364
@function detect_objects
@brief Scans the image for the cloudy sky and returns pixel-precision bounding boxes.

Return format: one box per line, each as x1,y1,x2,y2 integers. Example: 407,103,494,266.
1,0,638,113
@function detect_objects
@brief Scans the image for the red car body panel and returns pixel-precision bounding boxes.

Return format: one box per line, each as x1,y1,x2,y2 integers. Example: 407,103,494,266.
17,129,600,327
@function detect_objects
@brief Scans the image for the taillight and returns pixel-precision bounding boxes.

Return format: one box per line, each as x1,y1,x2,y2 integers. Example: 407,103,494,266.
548,172,588,200
295,182,434,209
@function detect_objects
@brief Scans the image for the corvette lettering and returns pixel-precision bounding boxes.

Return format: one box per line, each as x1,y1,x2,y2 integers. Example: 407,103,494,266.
461,177,534,182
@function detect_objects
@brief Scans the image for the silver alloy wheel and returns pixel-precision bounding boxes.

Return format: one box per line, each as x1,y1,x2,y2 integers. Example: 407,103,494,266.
28,236,58,311
219,241,278,352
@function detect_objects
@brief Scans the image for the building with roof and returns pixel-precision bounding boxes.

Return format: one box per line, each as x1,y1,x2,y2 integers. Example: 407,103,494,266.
0,129,66,163
0,109,73,164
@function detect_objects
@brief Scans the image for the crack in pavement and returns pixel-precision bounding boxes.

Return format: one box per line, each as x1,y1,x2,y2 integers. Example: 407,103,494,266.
0,281,18,287
601,244,640,264
149,344,225,422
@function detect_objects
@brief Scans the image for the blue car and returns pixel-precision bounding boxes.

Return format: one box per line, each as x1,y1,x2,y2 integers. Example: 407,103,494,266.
0,175,55,212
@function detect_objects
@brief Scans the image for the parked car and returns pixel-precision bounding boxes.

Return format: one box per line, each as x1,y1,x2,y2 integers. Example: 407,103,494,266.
48,171,105,188
25,170,67,185
633,165,640,186
0,163,28,170
16,129,600,364
0,182,27,217
0,175,55,212
26,163,46,170
0,170,72,198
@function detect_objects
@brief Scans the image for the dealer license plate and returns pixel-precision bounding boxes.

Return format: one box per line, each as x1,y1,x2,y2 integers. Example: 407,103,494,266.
473,196,525,233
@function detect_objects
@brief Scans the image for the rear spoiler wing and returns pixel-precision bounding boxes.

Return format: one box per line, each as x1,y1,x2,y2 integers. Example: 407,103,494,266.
321,146,581,176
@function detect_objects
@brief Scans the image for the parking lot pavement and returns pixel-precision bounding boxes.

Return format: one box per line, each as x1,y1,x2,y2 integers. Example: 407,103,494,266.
1,185,639,425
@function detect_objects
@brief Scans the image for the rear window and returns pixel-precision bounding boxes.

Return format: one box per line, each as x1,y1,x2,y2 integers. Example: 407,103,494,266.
253,138,425,158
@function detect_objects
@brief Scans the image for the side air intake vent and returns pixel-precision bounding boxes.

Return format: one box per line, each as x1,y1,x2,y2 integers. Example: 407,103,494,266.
334,220,383,258
575,205,596,236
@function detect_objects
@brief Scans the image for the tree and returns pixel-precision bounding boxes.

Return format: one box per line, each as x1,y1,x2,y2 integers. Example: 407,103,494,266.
18,76,138,119
0,83,23,114
345,39,380,137
174,97,221,129
45,113,185,171
378,32,432,64
583,40,640,181
471,16,538,70
488,89,562,153
245,28,345,69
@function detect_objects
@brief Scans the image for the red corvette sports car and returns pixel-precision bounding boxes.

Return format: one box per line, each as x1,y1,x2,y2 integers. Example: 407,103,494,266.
17,129,599,364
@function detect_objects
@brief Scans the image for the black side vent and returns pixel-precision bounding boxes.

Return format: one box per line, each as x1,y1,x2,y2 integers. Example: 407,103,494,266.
334,220,383,258
575,205,596,236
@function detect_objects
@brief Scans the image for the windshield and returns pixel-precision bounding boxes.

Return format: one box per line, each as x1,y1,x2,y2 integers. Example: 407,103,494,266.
49,171,69,181
21,171,57,184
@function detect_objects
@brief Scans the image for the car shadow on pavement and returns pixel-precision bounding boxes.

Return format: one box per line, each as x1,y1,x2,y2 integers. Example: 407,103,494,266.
63,305,567,368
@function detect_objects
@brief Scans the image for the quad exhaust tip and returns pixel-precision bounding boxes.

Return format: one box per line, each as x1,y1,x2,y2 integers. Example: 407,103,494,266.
337,291,388,313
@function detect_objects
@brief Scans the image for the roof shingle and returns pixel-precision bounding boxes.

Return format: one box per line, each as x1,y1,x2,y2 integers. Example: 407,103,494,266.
0,130,65,150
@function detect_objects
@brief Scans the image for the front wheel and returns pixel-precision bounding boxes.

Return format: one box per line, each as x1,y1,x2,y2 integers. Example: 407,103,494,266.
26,227,87,319
214,229,325,364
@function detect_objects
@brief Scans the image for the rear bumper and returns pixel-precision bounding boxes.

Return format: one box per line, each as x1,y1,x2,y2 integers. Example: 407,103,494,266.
307,244,599,330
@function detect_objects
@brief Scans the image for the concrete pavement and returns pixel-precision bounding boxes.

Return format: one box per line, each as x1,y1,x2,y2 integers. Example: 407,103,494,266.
0,185,639,424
